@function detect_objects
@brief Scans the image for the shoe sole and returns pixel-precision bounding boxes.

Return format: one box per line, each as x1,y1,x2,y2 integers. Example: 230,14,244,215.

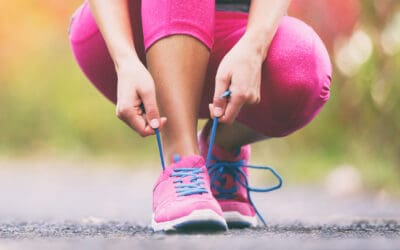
152,209,228,232
223,211,258,228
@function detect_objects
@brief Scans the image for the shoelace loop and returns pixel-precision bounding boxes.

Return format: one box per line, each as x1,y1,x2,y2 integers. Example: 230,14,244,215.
170,168,208,196
207,154,282,226
207,158,245,199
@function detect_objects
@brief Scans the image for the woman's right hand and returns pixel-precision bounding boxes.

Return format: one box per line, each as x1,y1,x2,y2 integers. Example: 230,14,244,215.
115,59,167,137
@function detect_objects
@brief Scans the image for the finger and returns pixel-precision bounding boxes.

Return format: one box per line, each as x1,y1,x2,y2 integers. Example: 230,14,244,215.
158,117,168,130
218,91,245,124
209,103,214,118
212,71,231,118
116,104,155,137
138,85,162,129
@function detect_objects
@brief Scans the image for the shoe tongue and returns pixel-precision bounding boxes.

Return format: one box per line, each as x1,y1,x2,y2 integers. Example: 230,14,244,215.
173,154,181,163
169,155,205,169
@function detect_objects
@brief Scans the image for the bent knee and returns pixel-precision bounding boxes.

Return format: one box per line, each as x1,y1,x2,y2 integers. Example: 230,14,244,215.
256,16,333,136
265,16,332,90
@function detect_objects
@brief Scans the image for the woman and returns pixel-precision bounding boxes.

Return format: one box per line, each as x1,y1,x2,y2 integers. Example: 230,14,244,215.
69,0,331,231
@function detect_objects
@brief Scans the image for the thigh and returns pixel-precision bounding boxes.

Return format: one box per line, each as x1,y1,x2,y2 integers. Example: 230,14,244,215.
69,0,145,104
200,14,332,137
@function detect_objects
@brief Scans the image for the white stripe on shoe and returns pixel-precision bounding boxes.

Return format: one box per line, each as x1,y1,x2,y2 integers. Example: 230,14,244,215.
151,209,228,232
223,211,258,228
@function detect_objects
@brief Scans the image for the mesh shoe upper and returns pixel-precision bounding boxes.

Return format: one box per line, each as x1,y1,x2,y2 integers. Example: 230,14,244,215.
152,155,224,223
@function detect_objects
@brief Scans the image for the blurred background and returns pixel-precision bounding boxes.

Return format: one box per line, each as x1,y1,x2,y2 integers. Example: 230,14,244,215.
0,0,399,196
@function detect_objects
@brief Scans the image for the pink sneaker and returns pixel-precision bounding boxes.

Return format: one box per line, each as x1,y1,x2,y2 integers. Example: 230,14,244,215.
151,155,227,231
199,129,282,228
199,132,257,227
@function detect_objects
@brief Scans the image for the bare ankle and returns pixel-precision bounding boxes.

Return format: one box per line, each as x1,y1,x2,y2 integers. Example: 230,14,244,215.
201,120,267,153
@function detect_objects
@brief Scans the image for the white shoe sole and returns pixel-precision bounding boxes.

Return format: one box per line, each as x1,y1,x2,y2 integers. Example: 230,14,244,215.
223,211,258,228
152,209,228,232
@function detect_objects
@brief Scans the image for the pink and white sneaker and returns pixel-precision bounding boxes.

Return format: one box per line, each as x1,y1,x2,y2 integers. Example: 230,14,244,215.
199,129,282,228
151,155,227,231
199,132,257,227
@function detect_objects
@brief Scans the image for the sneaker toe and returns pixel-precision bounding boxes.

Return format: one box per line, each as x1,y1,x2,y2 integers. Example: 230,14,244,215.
154,196,223,223
218,200,256,217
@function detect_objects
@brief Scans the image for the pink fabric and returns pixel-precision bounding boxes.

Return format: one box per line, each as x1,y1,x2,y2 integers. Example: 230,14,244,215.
152,155,223,223
69,1,332,138
142,0,215,50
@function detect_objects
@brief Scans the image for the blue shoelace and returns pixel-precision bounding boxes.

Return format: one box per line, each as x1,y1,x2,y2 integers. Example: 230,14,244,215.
155,130,208,196
205,90,283,226
170,167,208,196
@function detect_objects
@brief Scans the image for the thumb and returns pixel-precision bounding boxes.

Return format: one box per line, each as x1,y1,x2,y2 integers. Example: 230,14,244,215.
139,86,161,129
212,72,231,118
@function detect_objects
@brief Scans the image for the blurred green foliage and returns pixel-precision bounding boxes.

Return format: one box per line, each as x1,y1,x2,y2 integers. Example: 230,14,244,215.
0,1,399,193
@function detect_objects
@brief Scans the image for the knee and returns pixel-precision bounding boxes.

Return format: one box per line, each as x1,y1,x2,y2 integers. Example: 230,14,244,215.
141,0,215,50
69,3,118,104
261,16,332,136
69,3,98,44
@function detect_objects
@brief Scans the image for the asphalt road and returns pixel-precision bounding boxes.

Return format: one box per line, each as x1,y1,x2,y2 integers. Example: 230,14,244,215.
0,160,399,249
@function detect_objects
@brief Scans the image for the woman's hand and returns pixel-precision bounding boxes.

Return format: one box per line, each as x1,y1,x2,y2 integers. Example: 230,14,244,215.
210,0,290,123
89,1,166,137
116,59,167,137
210,35,265,124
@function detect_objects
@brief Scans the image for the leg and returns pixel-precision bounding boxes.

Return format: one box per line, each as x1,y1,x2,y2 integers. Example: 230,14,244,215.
146,36,209,163
202,119,268,152
142,0,215,164
200,14,332,149
142,0,228,231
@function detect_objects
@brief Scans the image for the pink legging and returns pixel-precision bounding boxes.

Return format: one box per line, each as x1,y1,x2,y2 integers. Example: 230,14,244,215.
69,0,332,137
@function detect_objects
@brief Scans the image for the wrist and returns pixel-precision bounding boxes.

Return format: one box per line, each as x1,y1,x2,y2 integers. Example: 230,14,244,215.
240,31,271,60
114,53,142,73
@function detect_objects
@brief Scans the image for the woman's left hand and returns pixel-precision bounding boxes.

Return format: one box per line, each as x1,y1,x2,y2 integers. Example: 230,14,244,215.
210,35,266,124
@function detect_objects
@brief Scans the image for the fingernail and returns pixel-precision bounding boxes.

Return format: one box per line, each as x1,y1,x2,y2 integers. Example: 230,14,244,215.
150,119,160,129
214,107,223,117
